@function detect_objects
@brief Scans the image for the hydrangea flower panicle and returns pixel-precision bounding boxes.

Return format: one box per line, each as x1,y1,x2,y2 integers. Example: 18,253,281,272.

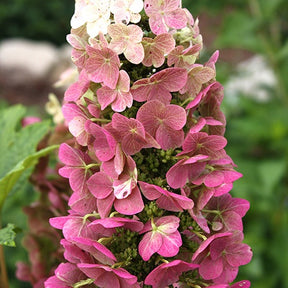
42,2,253,287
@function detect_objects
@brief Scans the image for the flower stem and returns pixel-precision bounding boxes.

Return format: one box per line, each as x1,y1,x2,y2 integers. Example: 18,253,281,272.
90,118,111,123
0,224,9,288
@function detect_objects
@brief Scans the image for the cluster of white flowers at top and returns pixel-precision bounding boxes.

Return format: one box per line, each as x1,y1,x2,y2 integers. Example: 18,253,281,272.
71,0,144,37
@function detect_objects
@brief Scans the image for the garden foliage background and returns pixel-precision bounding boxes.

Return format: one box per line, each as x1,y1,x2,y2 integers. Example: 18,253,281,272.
0,0,287,287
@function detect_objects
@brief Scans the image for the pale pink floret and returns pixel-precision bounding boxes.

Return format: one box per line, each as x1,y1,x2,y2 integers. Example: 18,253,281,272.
185,82,219,111
85,45,120,89
71,0,111,37
86,171,114,218
58,143,94,195
139,181,193,212
66,31,88,69
192,231,252,284
144,0,187,35
68,191,98,215
180,132,227,158
111,0,144,24
77,263,140,288
62,103,90,146
167,44,202,69
50,215,98,241
142,33,175,68
85,121,117,162
138,215,182,261
45,263,87,288
180,65,216,99
131,67,187,104
70,236,117,265
205,194,250,232
100,143,126,178
97,70,133,112
205,50,220,71
191,157,243,191
64,69,90,102
113,155,138,199
136,100,186,150
87,166,144,217
144,260,199,288
111,113,160,155
166,154,208,189
108,23,144,64
88,217,144,234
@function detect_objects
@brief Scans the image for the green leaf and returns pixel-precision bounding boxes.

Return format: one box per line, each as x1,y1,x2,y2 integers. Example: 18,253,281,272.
258,160,286,194
215,12,263,53
258,0,284,19
0,145,59,210
277,40,288,61
0,105,55,210
0,223,17,247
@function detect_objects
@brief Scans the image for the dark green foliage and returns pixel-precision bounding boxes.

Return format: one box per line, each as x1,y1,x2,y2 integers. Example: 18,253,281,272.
0,0,74,45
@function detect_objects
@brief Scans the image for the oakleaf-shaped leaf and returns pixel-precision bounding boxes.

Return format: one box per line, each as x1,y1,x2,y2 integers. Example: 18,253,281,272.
0,105,56,210
0,145,58,210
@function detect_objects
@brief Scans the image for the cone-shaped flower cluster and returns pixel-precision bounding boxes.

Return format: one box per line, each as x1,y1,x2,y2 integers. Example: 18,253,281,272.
45,1,252,287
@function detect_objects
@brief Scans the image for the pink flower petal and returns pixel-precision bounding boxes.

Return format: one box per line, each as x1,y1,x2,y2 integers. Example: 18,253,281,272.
97,193,115,219
192,232,232,261
199,256,223,280
144,259,199,288
156,124,184,149
157,231,182,257
58,143,85,166
86,46,120,89
114,186,144,215
85,121,117,162
164,9,187,29
87,172,113,199
139,231,162,261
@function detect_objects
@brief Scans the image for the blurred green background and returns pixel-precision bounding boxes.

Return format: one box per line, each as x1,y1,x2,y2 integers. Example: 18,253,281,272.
1,0,288,287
